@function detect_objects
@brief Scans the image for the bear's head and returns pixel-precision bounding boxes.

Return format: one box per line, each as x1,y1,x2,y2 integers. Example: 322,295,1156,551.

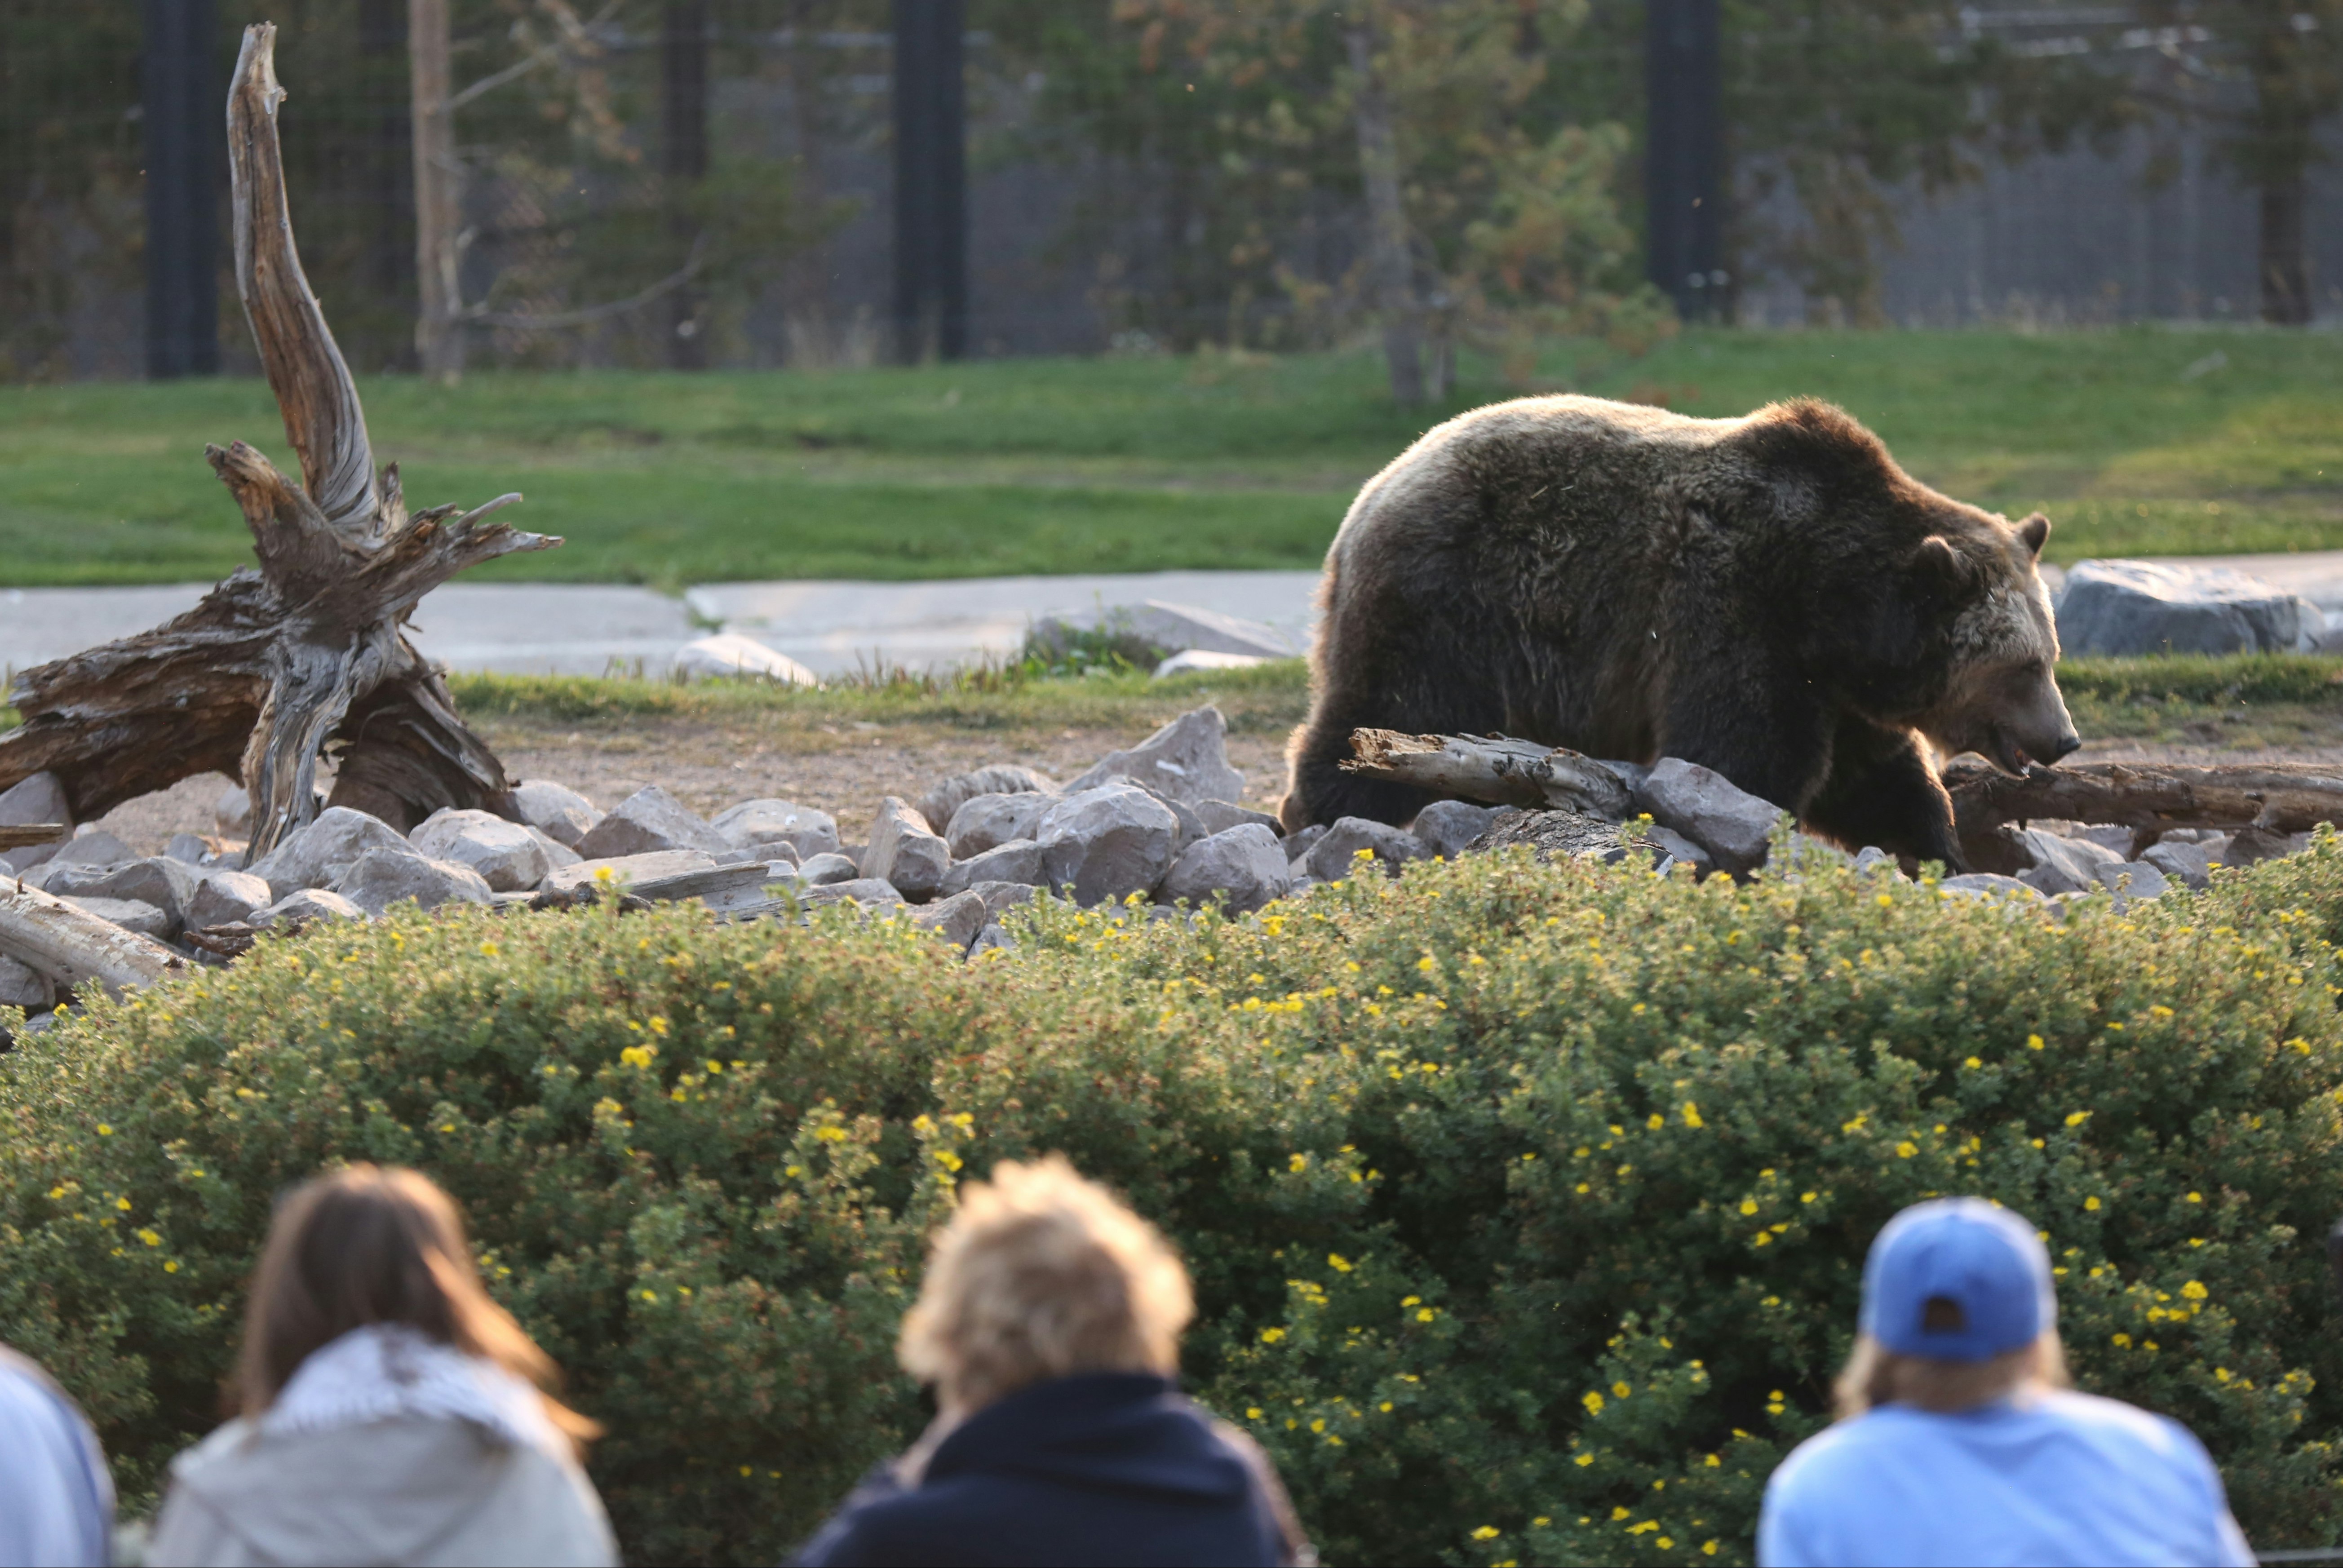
1910,511,2079,776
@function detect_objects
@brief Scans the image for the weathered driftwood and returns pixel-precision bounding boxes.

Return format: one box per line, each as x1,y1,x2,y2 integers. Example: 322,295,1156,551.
1341,729,1631,819
0,24,556,860
0,883,188,997
0,825,66,853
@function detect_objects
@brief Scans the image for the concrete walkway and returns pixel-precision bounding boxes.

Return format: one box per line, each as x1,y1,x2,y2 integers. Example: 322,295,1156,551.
2,570,1326,681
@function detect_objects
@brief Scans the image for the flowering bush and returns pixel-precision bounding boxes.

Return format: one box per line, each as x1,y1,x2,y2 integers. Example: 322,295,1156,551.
6,842,2343,1564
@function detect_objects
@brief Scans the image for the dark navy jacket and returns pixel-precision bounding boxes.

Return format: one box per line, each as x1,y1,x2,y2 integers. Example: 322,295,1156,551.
791,1373,1299,1567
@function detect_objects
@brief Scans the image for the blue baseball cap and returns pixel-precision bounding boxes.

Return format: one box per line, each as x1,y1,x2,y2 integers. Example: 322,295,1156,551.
1859,1198,2056,1362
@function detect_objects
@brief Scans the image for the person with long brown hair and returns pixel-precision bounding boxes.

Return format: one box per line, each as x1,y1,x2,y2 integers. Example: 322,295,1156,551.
148,1165,616,1568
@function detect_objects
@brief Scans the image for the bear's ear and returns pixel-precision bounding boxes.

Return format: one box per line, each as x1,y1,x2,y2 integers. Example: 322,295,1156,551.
1913,535,1980,600
2015,512,2051,558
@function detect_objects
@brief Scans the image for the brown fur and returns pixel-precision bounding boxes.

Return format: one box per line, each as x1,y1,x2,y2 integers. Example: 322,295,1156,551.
1280,396,2077,869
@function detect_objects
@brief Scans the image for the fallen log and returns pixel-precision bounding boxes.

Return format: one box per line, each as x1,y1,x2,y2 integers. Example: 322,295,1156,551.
1340,729,1631,819
0,825,66,853
0,23,555,860
0,882,188,998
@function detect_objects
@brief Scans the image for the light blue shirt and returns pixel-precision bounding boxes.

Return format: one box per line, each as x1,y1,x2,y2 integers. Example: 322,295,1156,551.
1758,1390,2254,1568
0,1350,113,1568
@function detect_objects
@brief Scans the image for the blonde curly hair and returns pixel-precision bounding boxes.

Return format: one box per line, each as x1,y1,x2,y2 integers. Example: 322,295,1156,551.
899,1155,1193,1413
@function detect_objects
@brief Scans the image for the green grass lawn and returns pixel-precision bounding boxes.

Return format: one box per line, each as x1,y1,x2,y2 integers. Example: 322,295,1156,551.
2,328,2335,586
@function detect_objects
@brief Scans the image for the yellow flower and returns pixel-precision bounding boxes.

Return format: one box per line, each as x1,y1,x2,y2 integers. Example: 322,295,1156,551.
1612,1507,1631,1521
115,1197,131,1211
2065,1111,2091,1127
1895,1141,1918,1158
136,1229,160,1247
1289,1153,1308,1173
1472,1527,1500,1541
1574,1453,1594,1467
1310,1418,1325,1434
2084,1196,2102,1211
1247,1407,1263,1419
2027,1033,2045,1050
1659,1539,1675,1551
640,1290,657,1302
1583,1391,1606,1414
1328,1253,1354,1272
96,1125,112,1137
619,1045,657,1069
813,1125,848,1143
1379,1401,1394,1413
1647,1113,1665,1130
2181,1281,2208,1300
2186,1191,2202,1203
1704,1543,1720,1557
1739,1198,1758,1216
1682,1102,1704,1128
1417,1307,1435,1322
163,1260,178,1273
2113,1332,2132,1347
1260,1328,1286,1344
1402,1295,1421,1307
1417,956,1436,971
1963,1056,1982,1068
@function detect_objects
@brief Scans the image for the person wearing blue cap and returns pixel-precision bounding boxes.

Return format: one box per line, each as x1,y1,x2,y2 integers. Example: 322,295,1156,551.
1758,1197,2254,1567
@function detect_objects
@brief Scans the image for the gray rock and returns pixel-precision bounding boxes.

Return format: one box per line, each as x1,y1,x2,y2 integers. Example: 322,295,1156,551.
1939,873,2047,903
2143,837,2228,890
968,922,1016,958
916,766,1058,837
2063,824,2140,856
1196,799,1282,837
671,633,819,685
186,869,274,929
797,852,863,887
213,779,253,840
1645,825,1714,877
1636,758,1783,875
333,849,494,915
250,888,366,928
0,952,53,1011
0,772,71,871
541,850,719,895
909,889,992,951
632,860,797,912
1306,817,1429,882
63,857,204,933
1158,824,1291,913
1064,707,1244,806
1035,599,1299,661
2094,860,2171,903
1036,783,1181,905
525,826,583,871
2222,825,2303,867
1594,760,1653,796
573,785,730,860
1851,846,1901,876
941,839,1048,898
1411,800,1498,859
800,878,907,911
1154,649,1268,679
961,881,1038,925
1280,823,1328,863
2057,559,2321,656
248,808,415,900
64,896,174,938
711,798,841,859
411,809,552,893
164,833,210,866
862,797,951,901
512,780,603,849
45,829,136,873
944,793,1053,859
2013,829,2125,897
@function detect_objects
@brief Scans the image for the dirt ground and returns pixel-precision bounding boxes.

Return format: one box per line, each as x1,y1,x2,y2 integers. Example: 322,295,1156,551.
87,717,1299,857
79,713,2343,860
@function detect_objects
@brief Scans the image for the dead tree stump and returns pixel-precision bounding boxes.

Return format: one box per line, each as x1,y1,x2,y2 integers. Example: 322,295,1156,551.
0,25,557,859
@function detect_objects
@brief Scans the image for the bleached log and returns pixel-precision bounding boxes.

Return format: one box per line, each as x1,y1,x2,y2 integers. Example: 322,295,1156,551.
1943,758,2343,836
0,825,66,852
1341,729,1631,819
0,883,188,997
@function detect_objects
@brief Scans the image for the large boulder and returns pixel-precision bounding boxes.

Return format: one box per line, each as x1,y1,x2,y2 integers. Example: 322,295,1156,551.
796,852,862,887
249,888,365,929
800,878,907,912
2012,829,2124,898
908,889,992,952
861,797,951,901
2055,559,2321,656
1036,784,1181,905
1305,817,1429,882
411,809,551,893
2143,836,2229,891
1196,799,1282,837
512,781,603,849
0,952,52,1011
1064,708,1244,806
1635,759,1782,875
185,869,275,930
246,808,415,900
940,840,1047,898
1411,799,1498,859
63,896,173,939
1035,600,1298,661
542,850,719,896
1158,824,1291,913
916,766,1058,837
333,849,494,916
33,857,204,935
712,798,841,860
944,793,1054,859
42,830,136,874
574,786,731,860
0,772,71,871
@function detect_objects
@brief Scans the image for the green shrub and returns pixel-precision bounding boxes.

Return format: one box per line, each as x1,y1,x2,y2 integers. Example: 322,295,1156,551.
7,847,2343,1565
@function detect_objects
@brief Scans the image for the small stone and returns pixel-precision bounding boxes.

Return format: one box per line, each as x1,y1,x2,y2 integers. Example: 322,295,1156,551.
967,923,1016,958
1645,825,1714,877
63,896,174,938
213,779,253,839
250,888,365,928
526,826,583,870
1154,650,1267,679
670,633,819,685
800,878,907,911
333,849,494,915
909,889,991,951
248,807,414,900
2143,837,2227,890
164,833,210,865
862,797,951,901
512,781,603,848
1305,817,1427,882
1635,759,1783,875
0,952,53,1011
2066,824,2139,856
797,852,862,887
1939,873,2047,903
2013,829,2125,897
44,830,136,873
1063,707,1244,806
1280,823,1328,863
711,798,841,859
2222,825,2298,867
412,809,552,893
541,850,720,895
1158,824,1290,913
1411,800,1497,859
2094,860,2171,904
1036,784,1182,905
186,869,273,929
629,861,792,908
961,881,1037,925
916,766,1058,837
574,786,731,860
1196,799,1282,837
945,793,1053,859
941,840,1047,898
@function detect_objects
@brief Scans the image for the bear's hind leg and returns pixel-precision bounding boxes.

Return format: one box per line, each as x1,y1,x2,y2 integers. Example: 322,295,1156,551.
1801,716,1965,872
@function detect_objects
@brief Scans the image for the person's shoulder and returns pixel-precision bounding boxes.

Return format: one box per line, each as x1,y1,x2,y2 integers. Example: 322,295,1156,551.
1765,1412,1905,1505
2037,1391,2218,1471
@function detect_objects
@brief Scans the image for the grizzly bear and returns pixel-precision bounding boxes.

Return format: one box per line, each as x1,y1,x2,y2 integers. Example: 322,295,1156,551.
1280,396,2079,870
